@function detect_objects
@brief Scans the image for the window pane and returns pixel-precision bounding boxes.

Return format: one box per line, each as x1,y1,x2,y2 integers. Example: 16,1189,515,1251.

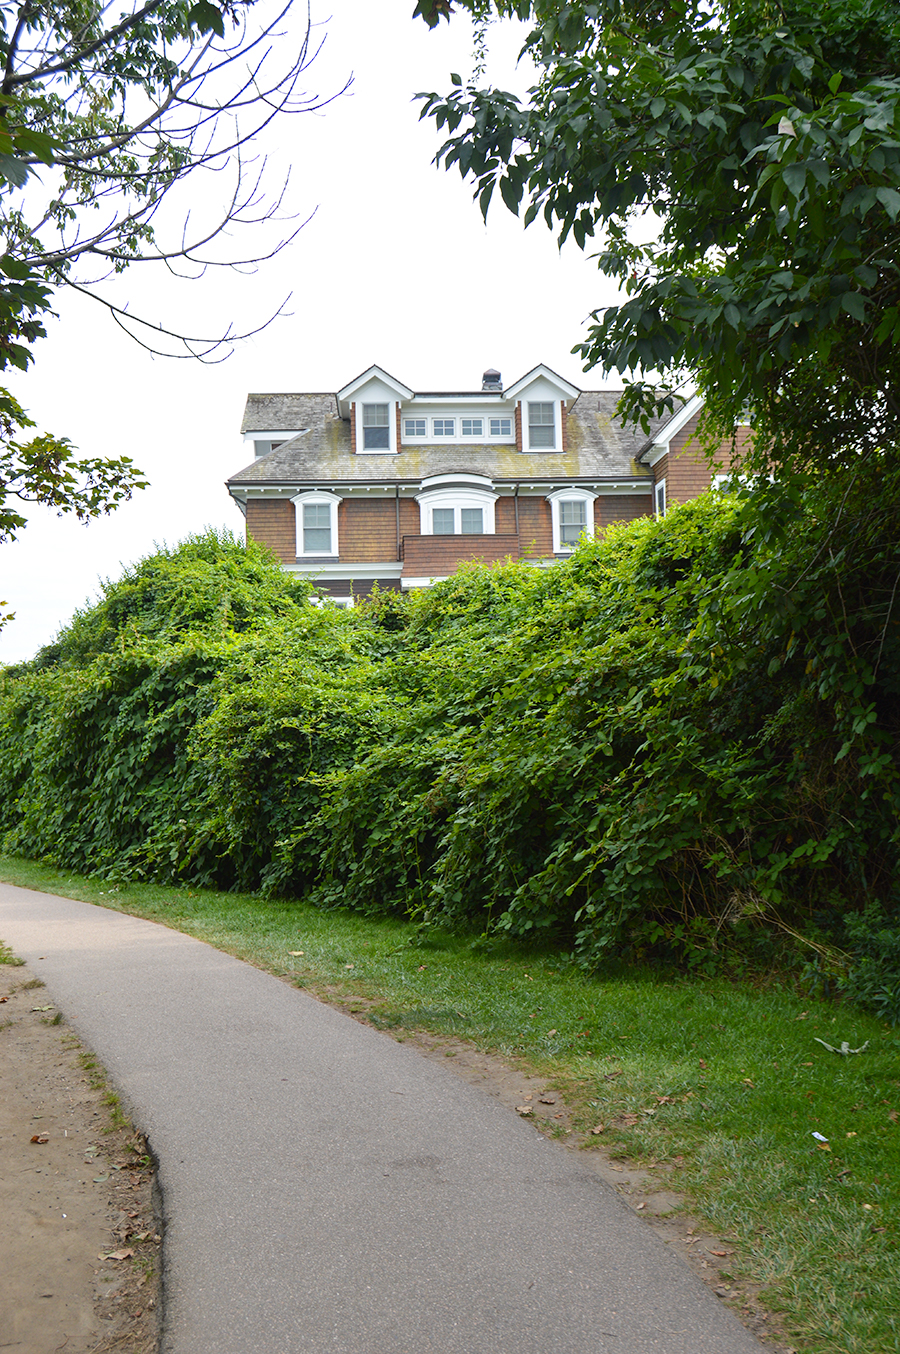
433,419,455,437
303,503,331,552
363,425,390,449
559,500,587,545
363,403,389,426
528,402,555,448
433,508,455,534
461,418,483,436
489,417,511,436
460,508,483,534
559,501,586,525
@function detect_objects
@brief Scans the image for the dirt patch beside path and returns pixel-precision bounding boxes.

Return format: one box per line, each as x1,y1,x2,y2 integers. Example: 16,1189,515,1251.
0,959,161,1354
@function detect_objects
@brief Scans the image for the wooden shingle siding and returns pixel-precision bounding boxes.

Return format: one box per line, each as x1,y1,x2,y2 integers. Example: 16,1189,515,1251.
318,578,402,599
246,498,295,562
495,495,519,534
516,496,553,558
664,415,750,504
595,495,653,530
401,534,520,578
340,498,401,562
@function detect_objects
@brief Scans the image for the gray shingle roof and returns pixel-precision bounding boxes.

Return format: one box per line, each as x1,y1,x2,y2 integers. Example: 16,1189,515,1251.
229,391,662,487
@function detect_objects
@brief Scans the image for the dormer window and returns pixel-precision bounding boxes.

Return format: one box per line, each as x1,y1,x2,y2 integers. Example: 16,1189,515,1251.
528,402,556,449
363,404,390,450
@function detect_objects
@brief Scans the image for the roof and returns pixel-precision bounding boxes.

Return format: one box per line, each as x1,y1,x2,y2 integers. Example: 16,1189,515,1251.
231,391,670,487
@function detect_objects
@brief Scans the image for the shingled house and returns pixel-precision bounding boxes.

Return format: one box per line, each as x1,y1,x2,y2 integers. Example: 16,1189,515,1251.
226,365,747,602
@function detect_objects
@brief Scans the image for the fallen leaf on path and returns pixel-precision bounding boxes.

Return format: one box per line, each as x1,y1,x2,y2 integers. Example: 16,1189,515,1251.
538,1094,556,1105
31,1005,52,1012
516,1105,533,1115
99,1249,134,1261
636,1202,646,1210
30,1133,49,1144
710,1250,734,1257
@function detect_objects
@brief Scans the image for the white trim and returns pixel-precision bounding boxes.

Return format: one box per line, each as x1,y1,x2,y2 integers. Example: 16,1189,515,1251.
545,487,598,553
337,365,413,408
415,484,498,535
643,392,704,467
504,364,580,401
654,478,667,516
284,561,402,579
291,490,341,557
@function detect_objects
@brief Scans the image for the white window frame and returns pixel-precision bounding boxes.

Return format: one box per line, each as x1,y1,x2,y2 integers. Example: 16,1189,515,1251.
292,490,341,558
546,488,597,553
489,416,513,438
461,417,484,438
416,485,498,535
404,417,426,440
654,478,667,516
433,418,456,438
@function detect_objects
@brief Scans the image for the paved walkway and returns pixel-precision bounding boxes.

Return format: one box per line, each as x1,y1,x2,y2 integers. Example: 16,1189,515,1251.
0,884,766,1354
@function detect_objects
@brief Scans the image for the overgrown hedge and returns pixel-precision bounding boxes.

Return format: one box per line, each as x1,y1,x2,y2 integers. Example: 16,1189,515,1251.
2,468,898,992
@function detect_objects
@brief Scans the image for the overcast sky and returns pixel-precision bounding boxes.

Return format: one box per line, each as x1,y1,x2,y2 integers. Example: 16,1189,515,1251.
1,0,624,664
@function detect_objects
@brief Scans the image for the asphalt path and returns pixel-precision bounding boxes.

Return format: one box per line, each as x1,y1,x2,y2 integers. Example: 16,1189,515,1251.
0,884,767,1354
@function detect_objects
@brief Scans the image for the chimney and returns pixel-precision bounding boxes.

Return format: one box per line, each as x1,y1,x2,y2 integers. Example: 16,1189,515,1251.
482,368,502,392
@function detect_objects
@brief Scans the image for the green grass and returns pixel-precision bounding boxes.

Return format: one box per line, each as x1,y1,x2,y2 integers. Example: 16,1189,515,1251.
2,854,899,1351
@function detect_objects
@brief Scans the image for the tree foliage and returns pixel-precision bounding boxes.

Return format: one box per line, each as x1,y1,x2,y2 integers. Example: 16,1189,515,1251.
1,489,898,1004
416,1,900,470
0,0,341,562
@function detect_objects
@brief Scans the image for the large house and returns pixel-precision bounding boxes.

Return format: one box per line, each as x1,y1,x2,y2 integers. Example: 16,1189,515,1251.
226,364,749,602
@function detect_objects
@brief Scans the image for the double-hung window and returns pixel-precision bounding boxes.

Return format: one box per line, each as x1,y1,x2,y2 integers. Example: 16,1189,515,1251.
528,402,556,449
292,491,341,557
303,503,332,552
559,499,587,546
363,403,390,450
546,488,596,553
655,479,667,516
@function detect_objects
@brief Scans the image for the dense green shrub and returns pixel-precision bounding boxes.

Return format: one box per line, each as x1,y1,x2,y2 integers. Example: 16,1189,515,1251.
1,482,898,989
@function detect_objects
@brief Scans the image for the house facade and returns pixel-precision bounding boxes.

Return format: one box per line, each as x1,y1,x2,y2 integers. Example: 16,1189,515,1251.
227,365,749,601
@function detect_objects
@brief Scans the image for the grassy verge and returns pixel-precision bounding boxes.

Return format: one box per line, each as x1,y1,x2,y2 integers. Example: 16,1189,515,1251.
2,854,898,1352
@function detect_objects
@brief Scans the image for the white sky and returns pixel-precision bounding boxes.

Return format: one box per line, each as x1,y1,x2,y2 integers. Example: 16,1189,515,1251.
0,0,623,664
